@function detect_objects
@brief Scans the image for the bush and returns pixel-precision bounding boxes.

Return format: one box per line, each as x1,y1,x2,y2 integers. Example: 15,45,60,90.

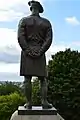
0,92,26,120
0,82,21,95
47,48,80,120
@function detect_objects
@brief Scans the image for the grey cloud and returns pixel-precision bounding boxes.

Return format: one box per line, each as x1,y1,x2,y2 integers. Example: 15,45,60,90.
0,46,20,63
0,72,23,82
0,45,53,64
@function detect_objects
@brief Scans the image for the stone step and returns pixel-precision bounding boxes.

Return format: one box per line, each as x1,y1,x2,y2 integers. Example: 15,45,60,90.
10,106,65,120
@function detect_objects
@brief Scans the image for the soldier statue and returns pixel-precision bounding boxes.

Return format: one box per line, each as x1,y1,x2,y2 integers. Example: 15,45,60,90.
17,0,53,109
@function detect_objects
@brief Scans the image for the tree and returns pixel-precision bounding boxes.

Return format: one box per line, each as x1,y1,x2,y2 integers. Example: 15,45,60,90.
47,48,80,120
0,92,26,120
0,82,21,95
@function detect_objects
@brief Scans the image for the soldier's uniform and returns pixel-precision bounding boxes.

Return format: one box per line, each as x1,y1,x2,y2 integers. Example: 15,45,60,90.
18,15,53,77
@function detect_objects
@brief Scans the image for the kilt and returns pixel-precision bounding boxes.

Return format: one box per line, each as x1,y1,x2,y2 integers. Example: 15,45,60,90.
20,51,47,77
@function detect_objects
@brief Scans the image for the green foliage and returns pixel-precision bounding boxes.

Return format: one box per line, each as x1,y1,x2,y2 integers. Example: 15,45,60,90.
0,82,21,95
48,48,80,120
32,78,41,105
0,92,26,120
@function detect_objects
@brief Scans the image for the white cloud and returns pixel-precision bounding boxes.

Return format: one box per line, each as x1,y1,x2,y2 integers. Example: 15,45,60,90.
0,10,25,21
0,71,23,82
0,46,20,55
0,0,44,21
65,16,80,26
0,28,21,63
0,0,43,9
72,41,80,47
46,43,71,64
0,63,19,73
0,46,20,63
0,28,20,49
0,0,27,21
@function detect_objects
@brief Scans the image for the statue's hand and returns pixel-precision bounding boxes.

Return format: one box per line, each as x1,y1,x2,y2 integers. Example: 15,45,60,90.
25,49,43,58
29,51,40,58
30,49,44,58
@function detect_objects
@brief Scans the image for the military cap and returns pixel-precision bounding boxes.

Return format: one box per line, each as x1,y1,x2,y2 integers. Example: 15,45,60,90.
28,0,44,13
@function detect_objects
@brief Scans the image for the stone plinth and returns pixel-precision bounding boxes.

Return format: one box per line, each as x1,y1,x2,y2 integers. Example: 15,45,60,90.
18,106,57,115
10,106,64,120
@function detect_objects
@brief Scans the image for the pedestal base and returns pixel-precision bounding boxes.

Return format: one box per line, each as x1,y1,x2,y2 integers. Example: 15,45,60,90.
10,106,64,120
18,106,57,115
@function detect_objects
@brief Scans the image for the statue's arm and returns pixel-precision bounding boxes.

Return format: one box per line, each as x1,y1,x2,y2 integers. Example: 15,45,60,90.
40,21,53,55
17,18,27,51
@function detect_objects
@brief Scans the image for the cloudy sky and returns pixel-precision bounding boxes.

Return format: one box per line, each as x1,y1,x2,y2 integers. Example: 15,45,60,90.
0,0,80,82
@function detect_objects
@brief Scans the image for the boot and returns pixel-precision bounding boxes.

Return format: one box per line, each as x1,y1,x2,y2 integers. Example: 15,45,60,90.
24,102,32,109
42,100,53,109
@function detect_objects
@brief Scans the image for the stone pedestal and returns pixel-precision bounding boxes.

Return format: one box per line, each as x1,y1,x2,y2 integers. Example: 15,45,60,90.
10,106,64,120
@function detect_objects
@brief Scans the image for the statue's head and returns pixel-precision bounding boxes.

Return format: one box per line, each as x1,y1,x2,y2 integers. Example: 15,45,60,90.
28,0,44,13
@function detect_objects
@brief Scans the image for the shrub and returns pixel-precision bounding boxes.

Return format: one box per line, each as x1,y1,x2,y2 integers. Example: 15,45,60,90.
0,92,26,120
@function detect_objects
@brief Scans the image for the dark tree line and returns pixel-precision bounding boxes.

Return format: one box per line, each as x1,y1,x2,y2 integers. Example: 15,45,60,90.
47,48,80,120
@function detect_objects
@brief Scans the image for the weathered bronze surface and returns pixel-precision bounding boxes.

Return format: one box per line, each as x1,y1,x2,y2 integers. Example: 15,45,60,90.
17,0,53,109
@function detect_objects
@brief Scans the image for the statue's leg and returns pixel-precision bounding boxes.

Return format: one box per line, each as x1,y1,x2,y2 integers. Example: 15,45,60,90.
38,76,53,109
24,75,32,109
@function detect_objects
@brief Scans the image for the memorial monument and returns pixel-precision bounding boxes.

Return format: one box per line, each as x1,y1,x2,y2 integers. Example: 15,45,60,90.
10,1,64,120
18,0,53,109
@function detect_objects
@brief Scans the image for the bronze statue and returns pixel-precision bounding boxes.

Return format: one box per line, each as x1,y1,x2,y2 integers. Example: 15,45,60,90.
17,0,53,109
